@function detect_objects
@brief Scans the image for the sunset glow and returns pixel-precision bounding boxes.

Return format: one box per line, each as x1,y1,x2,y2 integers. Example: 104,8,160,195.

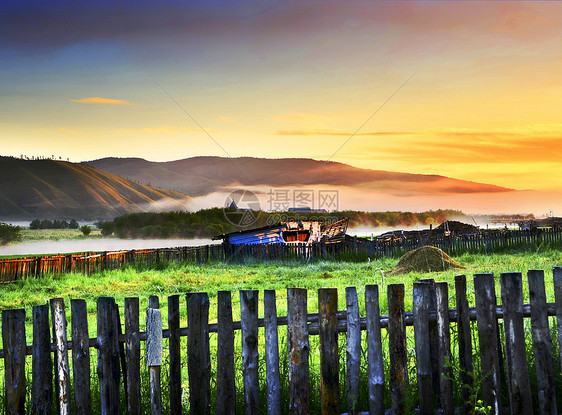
1,1,562,203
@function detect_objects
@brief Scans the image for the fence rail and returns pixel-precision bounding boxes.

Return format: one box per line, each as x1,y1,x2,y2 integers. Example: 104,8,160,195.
2,267,562,413
2,228,562,283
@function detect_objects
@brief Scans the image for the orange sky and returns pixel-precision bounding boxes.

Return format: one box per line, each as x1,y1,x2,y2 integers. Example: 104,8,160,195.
1,1,562,193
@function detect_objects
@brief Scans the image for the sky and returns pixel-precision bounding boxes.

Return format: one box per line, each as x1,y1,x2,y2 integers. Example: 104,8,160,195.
1,0,562,194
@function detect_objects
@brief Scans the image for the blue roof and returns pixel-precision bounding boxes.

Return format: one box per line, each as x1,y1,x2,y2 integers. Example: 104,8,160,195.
227,225,285,245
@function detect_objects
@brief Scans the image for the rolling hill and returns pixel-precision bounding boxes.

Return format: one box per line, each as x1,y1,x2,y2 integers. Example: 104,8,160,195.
85,156,512,196
0,157,190,220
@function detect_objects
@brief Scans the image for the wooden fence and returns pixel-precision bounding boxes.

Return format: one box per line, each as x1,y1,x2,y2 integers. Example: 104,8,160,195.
2,267,562,414
2,228,562,283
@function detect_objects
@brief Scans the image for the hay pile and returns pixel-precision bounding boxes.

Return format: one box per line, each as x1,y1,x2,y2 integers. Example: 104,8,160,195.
389,245,464,275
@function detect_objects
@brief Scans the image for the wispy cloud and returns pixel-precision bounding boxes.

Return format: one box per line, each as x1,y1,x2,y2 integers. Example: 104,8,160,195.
217,116,235,123
117,125,204,135
275,129,418,137
70,97,133,106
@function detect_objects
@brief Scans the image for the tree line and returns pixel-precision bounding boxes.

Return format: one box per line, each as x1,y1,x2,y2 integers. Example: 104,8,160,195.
96,208,465,239
29,219,80,230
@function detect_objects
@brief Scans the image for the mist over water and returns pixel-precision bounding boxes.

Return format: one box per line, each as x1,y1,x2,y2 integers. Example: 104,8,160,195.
0,238,219,257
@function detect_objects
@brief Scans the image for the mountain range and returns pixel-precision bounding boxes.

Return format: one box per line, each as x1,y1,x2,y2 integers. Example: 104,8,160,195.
0,155,516,220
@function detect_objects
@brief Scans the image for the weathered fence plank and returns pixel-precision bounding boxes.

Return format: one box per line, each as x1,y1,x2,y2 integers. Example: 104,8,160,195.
97,296,121,415
240,290,260,415
500,272,533,414
125,297,141,415
50,298,71,415
365,285,384,415
217,291,236,415
435,282,453,415
288,287,310,415
71,299,91,415
2,309,26,415
168,294,182,415
553,266,562,376
186,292,211,415
473,273,501,414
455,274,473,415
147,306,163,415
413,282,433,415
318,288,339,415
528,269,557,414
264,289,282,415
388,284,408,415
346,286,361,415
32,304,52,415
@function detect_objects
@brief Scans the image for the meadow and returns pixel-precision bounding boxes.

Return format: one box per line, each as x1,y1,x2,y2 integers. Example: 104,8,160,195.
2,248,562,413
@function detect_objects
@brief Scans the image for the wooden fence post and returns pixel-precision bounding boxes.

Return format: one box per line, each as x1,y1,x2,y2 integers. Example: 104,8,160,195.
2,309,26,415
186,292,211,415
125,297,141,415
217,291,236,415
50,298,71,415
32,304,53,415
435,282,453,414
419,278,440,405
264,289,282,415
455,275,473,415
147,305,163,415
240,290,260,415
528,269,557,414
168,294,182,415
388,284,408,415
97,297,121,415
552,267,562,376
318,288,339,415
365,285,384,415
500,272,533,414
288,288,310,415
71,299,92,415
473,273,501,414
346,287,361,415
413,282,433,415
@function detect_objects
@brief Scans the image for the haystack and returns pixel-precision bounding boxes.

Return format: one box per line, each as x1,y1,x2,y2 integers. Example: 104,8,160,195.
389,245,464,275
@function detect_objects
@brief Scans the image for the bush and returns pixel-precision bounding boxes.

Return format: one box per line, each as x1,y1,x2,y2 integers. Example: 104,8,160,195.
0,223,21,245
80,225,92,236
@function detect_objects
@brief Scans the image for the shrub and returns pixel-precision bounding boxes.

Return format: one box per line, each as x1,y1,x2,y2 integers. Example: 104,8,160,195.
0,223,21,245
80,225,92,236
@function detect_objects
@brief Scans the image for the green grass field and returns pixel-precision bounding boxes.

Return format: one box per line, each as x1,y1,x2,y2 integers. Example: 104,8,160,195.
19,228,103,242
2,248,562,413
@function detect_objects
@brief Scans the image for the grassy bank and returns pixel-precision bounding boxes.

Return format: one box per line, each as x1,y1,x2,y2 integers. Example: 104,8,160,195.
19,228,103,242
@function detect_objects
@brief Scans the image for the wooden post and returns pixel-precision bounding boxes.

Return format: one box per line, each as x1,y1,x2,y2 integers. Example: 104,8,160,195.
168,295,182,415
97,297,120,415
125,297,141,415
264,289,282,415
50,298,71,415
318,288,339,415
287,288,310,415
473,273,501,414
528,269,557,414
365,285,384,415
2,309,27,415
71,299,92,415
217,291,236,415
147,306,163,415
455,275,473,415
419,278,440,405
435,282,453,414
413,283,433,415
346,286,361,415
388,284,408,415
186,292,211,415
553,267,562,376
240,290,260,415
500,272,533,414
32,304,53,415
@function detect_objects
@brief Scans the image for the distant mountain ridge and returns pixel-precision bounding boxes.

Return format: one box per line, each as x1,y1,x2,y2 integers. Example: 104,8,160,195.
0,157,189,219
85,156,513,196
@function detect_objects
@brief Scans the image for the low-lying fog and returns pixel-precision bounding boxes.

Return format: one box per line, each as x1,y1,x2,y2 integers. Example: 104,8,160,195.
0,238,219,256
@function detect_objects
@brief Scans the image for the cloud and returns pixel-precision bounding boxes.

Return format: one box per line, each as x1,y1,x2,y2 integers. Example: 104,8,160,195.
217,116,235,123
70,97,133,106
275,129,418,137
117,125,204,134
